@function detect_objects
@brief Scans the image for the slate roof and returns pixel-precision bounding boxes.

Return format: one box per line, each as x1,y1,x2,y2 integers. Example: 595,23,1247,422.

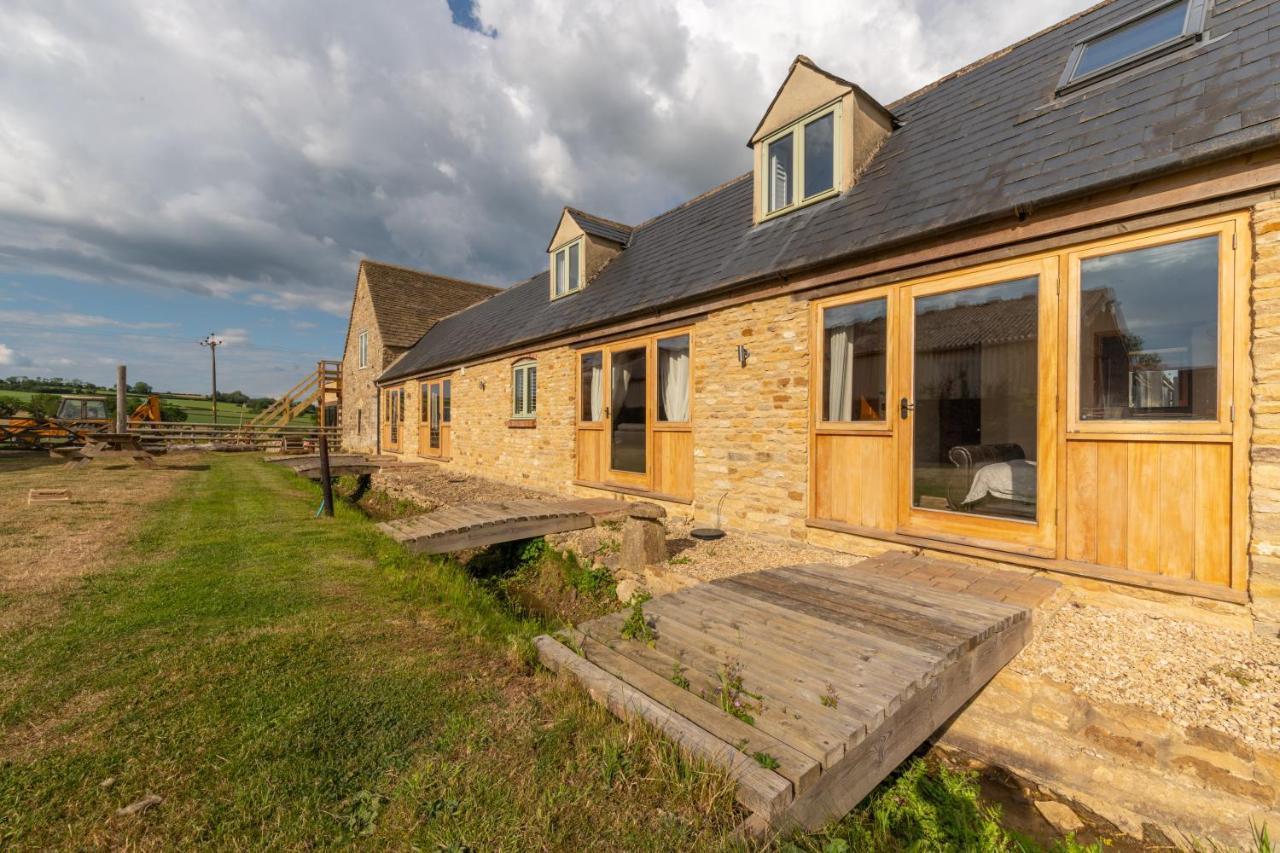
566,208,634,245
355,259,499,350
383,0,1280,383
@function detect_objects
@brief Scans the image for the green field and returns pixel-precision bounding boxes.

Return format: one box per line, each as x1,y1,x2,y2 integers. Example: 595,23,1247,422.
0,389,316,426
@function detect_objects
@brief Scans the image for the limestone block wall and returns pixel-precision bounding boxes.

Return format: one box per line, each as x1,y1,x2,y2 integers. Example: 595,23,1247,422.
939,666,1279,848
441,347,579,490
340,272,382,454
1251,201,1280,632
689,294,811,540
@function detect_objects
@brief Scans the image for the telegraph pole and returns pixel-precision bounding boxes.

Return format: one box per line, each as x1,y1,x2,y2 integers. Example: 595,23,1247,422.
200,333,223,425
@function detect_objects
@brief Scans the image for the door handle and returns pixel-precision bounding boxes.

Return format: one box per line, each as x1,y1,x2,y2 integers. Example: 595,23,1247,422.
900,397,914,419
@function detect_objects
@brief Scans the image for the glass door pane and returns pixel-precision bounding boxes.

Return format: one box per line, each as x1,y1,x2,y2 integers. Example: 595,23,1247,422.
912,276,1039,522
429,385,441,449
610,346,647,474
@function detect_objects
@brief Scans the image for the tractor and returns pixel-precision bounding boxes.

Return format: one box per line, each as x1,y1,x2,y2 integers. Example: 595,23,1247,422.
0,393,164,449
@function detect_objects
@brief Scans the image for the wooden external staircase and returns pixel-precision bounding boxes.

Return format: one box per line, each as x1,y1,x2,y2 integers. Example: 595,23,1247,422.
536,552,1059,836
250,360,342,430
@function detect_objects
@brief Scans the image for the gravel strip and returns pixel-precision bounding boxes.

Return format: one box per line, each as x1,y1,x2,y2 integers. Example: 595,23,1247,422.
372,466,551,511
1013,601,1280,750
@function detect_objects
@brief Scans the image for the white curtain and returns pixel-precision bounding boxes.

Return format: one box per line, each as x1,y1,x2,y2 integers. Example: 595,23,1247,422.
611,364,630,419
659,346,690,422
589,362,604,421
826,327,853,421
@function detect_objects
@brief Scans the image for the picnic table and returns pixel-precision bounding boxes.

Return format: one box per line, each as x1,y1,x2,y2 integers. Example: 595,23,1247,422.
53,433,158,469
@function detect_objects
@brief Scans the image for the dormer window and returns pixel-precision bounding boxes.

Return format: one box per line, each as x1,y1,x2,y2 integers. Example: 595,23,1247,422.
1059,0,1207,93
762,103,840,219
551,237,583,298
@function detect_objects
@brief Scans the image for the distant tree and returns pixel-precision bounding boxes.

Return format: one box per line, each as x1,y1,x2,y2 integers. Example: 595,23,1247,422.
130,381,153,394
27,393,60,418
160,402,188,422
0,395,23,417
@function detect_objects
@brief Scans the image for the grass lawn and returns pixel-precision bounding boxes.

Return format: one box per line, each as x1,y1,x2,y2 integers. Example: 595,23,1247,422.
0,454,1114,851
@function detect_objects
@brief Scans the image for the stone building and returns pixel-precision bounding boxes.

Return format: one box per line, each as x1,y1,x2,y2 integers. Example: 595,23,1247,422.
338,259,497,453
354,0,1280,842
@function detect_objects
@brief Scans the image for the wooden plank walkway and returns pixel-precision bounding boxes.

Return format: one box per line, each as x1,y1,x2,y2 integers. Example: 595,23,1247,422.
264,454,431,479
379,497,625,554
535,551,1057,835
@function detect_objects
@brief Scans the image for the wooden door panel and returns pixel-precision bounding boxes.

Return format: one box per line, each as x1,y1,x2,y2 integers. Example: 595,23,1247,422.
813,433,893,531
653,430,693,499
577,428,605,482
1064,438,1232,586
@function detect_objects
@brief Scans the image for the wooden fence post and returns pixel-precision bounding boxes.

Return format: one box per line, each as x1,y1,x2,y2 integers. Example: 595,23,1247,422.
318,432,335,518
116,365,128,434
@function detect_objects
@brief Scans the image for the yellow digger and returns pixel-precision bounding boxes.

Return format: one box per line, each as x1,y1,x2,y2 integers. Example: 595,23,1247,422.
0,393,163,448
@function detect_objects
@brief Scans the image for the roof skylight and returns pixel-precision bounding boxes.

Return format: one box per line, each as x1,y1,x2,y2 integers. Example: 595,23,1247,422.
1060,0,1206,92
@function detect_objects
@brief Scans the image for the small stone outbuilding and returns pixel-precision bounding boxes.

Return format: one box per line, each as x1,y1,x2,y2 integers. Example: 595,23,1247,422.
339,259,497,453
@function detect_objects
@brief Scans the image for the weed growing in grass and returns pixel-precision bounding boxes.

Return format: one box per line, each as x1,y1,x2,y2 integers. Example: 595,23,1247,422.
339,790,388,838
620,592,655,644
559,550,613,597
753,752,781,770
717,661,762,726
670,661,690,690
668,555,692,566
598,740,632,786
820,682,840,709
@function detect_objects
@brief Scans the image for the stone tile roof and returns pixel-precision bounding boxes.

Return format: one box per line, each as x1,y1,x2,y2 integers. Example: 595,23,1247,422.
382,0,1280,382
566,208,633,246
358,259,499,350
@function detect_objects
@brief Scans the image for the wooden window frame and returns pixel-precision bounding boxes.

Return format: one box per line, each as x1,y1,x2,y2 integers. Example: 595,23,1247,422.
805,211,1251,598
574,327,696,495
812,288,894,436
1065,218,1237,437
550,237,584,300
512,359,537,419
358,330,369,369
758,100,842,222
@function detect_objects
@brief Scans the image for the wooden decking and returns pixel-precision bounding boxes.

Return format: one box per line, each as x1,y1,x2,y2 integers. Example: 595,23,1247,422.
379,497,625,554
265,453,428,479
535,551,1058,834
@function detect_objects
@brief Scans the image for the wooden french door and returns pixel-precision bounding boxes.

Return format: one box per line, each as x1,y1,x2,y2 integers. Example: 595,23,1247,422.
576,330,694,499
894,258,1059,555
418,378,451,459
606,342,651,489
383,386,404,453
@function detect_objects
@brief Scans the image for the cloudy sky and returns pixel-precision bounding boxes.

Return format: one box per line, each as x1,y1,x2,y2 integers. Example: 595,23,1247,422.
0,0,1090,396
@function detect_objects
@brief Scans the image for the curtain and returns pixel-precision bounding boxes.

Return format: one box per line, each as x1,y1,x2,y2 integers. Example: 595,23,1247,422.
611,364,631,419
826,327,853,421
659,345,690,421
589,362,604,421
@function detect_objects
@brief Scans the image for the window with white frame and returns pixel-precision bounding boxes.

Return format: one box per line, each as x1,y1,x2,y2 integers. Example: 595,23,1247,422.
551,239,583,298
764,104,839,217
358,330,369,368
512,359,537,418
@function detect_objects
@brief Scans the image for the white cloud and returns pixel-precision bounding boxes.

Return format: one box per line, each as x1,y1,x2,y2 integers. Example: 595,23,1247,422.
213,327,250,346
0,309,176,330
0,0,1091,311
0,342,32,366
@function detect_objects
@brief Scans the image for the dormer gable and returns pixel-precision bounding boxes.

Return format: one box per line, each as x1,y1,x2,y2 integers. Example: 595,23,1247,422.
547,207,632,300
749,56,895,224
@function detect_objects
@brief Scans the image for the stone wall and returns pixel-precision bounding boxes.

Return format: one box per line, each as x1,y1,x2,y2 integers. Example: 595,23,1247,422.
690,294,811,539
1251,201,1280,634
938,666,1280,848
442,347,579,490
340,269,382,454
